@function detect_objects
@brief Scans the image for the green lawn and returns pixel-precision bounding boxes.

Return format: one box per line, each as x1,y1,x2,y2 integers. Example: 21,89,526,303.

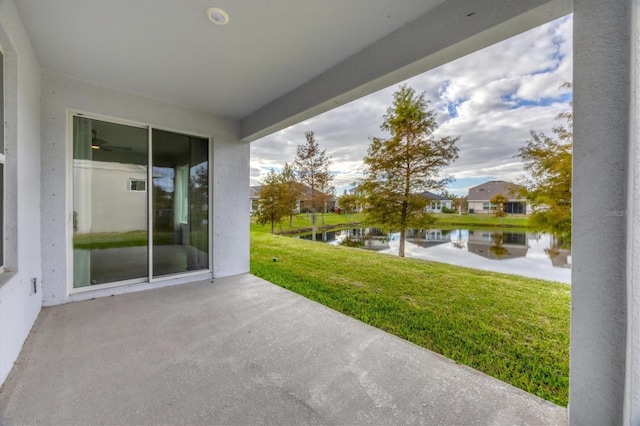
250,228,570,406
73,230,203,250
252,212,530,235
255,212,368,234
73,230,150,249
432,213,529,228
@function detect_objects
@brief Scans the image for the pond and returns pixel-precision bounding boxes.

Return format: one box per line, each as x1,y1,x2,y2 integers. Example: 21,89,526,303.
297,228,571,284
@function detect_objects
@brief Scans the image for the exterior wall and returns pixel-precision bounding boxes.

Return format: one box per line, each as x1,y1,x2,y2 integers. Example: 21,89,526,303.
468,201,490,214
526,203,534,215
40,70,246,306
0,0,43,385
73,160,147,233
425,199,452,213
571,1,637,424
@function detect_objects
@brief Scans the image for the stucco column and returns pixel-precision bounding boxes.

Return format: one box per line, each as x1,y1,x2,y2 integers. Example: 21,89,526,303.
625,1,640,424
571,1,635,424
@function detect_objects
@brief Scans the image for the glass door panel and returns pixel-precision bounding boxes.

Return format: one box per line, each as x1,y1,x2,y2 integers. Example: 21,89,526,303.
152,129,209,278
72,117,149,287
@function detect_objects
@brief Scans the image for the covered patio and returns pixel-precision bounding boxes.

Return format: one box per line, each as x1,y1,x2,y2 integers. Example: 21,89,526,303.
0,274,565,425
1,0,639,424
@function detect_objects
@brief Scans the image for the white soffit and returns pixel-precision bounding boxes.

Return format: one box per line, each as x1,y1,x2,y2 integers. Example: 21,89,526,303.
14,0,444,120
240,0,572,141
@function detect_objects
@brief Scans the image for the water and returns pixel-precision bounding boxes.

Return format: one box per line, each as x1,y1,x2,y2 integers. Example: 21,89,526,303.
297,228,571,284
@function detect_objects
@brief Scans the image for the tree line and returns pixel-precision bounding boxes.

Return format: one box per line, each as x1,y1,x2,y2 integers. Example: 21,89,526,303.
254,131,334,240
255,83,573,254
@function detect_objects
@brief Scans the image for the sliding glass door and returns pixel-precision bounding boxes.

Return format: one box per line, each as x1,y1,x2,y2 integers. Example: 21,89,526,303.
151,129,209,277
72,116,209,289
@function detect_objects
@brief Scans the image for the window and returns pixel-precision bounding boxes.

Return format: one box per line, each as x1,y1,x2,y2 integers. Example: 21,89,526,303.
128,179,146,192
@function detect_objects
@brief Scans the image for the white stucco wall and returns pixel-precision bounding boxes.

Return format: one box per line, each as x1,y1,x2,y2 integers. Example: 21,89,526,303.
0,0,43,386
571,1,638,424
626,2,640,424
468,201,488,214
40,70,248,306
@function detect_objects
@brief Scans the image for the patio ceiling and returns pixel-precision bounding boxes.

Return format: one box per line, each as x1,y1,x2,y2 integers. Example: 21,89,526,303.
15,0,571,141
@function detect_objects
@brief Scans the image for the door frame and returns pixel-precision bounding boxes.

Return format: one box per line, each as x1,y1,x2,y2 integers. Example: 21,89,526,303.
66,110,213,295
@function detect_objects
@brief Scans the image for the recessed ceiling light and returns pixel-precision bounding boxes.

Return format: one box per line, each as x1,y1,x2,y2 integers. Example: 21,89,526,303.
206,7,229,25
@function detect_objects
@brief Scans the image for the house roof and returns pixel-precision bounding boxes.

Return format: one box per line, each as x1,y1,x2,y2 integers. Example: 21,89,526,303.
249,186,262,198
467,181,525,201
420,191,450,201
14,0,570,142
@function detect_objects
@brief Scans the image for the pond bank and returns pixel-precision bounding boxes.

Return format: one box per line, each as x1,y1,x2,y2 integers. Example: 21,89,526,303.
250,230,570,406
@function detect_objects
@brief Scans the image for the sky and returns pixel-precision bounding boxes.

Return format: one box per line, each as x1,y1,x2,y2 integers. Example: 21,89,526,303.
250,14,573,197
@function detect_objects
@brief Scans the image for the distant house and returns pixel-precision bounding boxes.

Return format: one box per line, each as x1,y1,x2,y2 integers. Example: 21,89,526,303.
249,183,335,214
420,191,452,213
297,184,337,213
249,186,263,213
467,181,530,215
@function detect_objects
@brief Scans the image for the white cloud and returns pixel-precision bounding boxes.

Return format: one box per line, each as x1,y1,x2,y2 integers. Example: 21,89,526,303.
250,14,573,194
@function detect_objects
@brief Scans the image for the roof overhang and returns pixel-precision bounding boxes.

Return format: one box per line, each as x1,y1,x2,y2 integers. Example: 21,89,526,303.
14,0,572,142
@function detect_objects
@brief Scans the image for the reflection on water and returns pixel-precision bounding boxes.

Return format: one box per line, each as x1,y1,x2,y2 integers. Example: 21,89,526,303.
299,228,390,250
297,228,571,284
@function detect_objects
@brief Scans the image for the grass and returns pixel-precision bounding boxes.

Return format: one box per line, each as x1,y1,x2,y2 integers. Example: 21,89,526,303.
253,212,530,235
258,212,368,234
74,230,150,249
432,213,529,228
73,230,199,250
250,225,570,406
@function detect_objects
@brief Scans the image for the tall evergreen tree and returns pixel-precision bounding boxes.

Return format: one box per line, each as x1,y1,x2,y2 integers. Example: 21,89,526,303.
359,85,459,257
293,131,333,241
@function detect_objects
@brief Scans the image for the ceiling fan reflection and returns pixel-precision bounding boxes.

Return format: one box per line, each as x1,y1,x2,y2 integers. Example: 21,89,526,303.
91,130,133,152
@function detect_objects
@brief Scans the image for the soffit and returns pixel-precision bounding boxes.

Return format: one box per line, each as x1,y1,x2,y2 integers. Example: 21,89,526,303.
15,0,443,120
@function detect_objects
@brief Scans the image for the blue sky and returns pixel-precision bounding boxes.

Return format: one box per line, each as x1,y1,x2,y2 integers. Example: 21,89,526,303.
250,14,573,197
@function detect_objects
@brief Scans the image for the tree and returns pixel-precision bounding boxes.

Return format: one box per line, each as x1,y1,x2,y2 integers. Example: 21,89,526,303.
358,84,460,257
293,131,333,240
517,84,572,244
490,193,508,222
451,195,468,215
317,172,335,225
280,162,301,227
488,232,508,259
254,169,287,234
337,192,360,221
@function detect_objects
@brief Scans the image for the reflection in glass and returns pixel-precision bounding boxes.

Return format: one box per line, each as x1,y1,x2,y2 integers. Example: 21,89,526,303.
72,117,149,287
152,130,209,277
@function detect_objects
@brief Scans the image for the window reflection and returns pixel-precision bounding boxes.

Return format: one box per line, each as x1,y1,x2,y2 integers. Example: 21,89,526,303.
152,129,209,277
72,118,209,287
72,117,149,287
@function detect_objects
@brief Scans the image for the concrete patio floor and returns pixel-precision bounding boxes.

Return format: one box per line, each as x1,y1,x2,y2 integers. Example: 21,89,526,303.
0,274,566,425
